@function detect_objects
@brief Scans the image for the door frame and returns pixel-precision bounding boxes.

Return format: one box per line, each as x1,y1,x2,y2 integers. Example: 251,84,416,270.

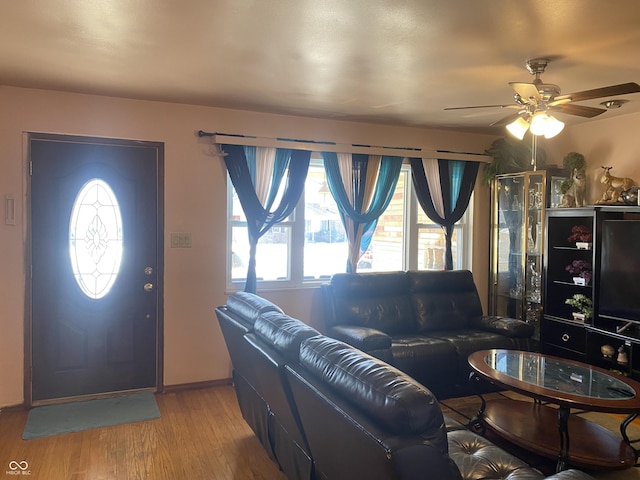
24,132,165,407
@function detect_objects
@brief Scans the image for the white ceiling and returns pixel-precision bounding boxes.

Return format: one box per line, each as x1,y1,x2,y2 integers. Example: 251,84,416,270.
2,0,640,134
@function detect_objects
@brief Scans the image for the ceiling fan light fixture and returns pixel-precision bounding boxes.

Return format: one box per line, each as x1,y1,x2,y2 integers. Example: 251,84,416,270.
506,117,529,140
528,112,564,138
543,117,565,138
529,112,549,136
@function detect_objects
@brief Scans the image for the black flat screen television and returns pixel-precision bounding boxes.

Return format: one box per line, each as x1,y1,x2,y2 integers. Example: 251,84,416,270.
599,220,640,324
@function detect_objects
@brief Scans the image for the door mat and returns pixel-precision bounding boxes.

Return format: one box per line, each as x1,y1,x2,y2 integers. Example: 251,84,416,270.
23,391,160,439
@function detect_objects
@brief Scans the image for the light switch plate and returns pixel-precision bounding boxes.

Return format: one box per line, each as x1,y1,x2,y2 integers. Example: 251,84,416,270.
171,232,192,248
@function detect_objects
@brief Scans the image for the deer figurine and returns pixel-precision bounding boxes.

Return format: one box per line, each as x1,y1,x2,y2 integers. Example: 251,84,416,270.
597,166,636,204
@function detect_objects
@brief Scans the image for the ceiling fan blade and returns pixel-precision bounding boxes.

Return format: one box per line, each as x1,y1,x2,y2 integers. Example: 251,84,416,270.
509,82,541,102
490,112,524,127
444,104,521,111
547,97,572,107
550,103,607,118
555,82,640,103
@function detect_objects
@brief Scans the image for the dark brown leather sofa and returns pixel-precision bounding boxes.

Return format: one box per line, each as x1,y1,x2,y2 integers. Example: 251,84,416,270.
322,270,534,398
215,292,595,480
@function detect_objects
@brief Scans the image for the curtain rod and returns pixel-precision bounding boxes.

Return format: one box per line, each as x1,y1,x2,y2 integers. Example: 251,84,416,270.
198,130,491,163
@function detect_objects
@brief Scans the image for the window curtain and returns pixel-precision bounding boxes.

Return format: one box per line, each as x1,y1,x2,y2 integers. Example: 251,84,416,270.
410,158,479,270
223,144,311,293
322,152,402,272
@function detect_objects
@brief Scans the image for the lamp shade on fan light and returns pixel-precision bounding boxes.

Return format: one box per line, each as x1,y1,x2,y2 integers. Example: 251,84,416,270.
529,112,565,138
506,117,529,140
506,112,565,140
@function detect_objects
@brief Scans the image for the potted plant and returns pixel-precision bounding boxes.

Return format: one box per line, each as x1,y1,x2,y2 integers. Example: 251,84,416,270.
565,259,592,285
482,137,547,186
567,225,592,249
560,152,586,193
565,294,593,322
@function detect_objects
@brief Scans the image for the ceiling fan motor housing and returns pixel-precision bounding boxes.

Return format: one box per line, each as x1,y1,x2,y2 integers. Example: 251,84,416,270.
525,58,549,76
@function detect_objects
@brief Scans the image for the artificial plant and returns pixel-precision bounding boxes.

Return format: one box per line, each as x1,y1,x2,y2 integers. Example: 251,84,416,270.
560,152,586,194
565,294,593,319
482,137,546,186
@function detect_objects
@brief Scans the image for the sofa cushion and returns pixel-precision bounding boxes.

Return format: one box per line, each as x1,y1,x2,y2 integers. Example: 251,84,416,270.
429,329,515,380
389,334,459,387
299,335,446,446
329,272,415,333
328,325,392,351
447,429,542,479
227,292,283,327
254,311,320,362
408,270,483,333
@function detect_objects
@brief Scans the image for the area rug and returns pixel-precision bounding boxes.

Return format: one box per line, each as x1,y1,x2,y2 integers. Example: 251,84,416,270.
440,391,640,480
23,391,160,439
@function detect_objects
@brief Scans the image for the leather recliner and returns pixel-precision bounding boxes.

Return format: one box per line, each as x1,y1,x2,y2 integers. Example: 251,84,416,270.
216,292,597,480
322,270,534,398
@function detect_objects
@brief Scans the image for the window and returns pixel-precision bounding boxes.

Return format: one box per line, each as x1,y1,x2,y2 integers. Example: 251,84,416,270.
227,158,471,289
69,178,123,299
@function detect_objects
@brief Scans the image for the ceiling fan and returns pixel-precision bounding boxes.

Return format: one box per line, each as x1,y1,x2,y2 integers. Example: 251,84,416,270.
445,58,640,139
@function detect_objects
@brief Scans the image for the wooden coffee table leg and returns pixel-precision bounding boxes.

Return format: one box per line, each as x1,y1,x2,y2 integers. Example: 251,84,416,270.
557,406,570,472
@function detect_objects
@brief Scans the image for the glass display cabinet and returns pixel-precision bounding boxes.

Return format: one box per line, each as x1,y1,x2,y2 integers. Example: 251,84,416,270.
489,171,548,340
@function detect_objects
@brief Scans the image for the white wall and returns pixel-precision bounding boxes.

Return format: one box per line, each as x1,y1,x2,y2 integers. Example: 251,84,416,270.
0,86,497,407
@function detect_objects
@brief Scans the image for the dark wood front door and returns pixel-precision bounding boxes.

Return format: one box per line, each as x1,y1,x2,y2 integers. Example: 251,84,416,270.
30,134,163,403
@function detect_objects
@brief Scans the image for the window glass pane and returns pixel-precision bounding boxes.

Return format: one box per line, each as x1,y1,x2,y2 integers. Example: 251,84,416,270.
303,164,348,279
227,159,472,287
365,170,405,272
231,174,291,222
69,178,123,299
417,207,433,225
417,227,458,270
229,165,292,283
231,225,291,282
231,188,246,222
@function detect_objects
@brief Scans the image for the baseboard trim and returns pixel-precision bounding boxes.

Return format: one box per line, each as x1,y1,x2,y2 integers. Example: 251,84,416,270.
162,378,233,393
0,403,28,412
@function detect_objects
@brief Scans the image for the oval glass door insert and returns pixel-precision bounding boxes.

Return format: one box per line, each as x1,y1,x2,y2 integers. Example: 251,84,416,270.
69,179,123,299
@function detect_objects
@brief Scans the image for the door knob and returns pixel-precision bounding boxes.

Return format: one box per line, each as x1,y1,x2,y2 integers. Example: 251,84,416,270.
144,283,154,292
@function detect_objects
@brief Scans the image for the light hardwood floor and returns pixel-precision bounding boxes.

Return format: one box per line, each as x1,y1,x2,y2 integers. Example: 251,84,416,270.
4,386,639,480
0,385,287,480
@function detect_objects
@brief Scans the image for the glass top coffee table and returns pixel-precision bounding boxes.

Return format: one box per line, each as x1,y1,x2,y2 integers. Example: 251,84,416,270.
468,349,640,472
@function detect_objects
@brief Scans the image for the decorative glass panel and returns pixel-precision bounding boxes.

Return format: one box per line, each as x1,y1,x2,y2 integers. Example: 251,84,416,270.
69,179,123,299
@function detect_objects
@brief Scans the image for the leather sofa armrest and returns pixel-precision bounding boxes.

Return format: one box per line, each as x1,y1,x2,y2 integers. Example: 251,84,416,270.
471,316,534,338
328,325,392,352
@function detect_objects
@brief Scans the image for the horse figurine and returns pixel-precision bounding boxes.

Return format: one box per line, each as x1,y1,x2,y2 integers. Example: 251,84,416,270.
597,166,636,204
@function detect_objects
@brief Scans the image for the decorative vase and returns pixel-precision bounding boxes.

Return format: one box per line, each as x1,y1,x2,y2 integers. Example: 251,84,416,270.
617,346,629,366
573,277,586,286
575,242,592,250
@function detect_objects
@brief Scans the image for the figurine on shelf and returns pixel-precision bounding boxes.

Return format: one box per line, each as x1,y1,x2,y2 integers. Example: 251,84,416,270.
559,152,587,207
617,345,629,366
620,186,640,205
561,167,587,207
596,166,636,204
601,344,615,358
